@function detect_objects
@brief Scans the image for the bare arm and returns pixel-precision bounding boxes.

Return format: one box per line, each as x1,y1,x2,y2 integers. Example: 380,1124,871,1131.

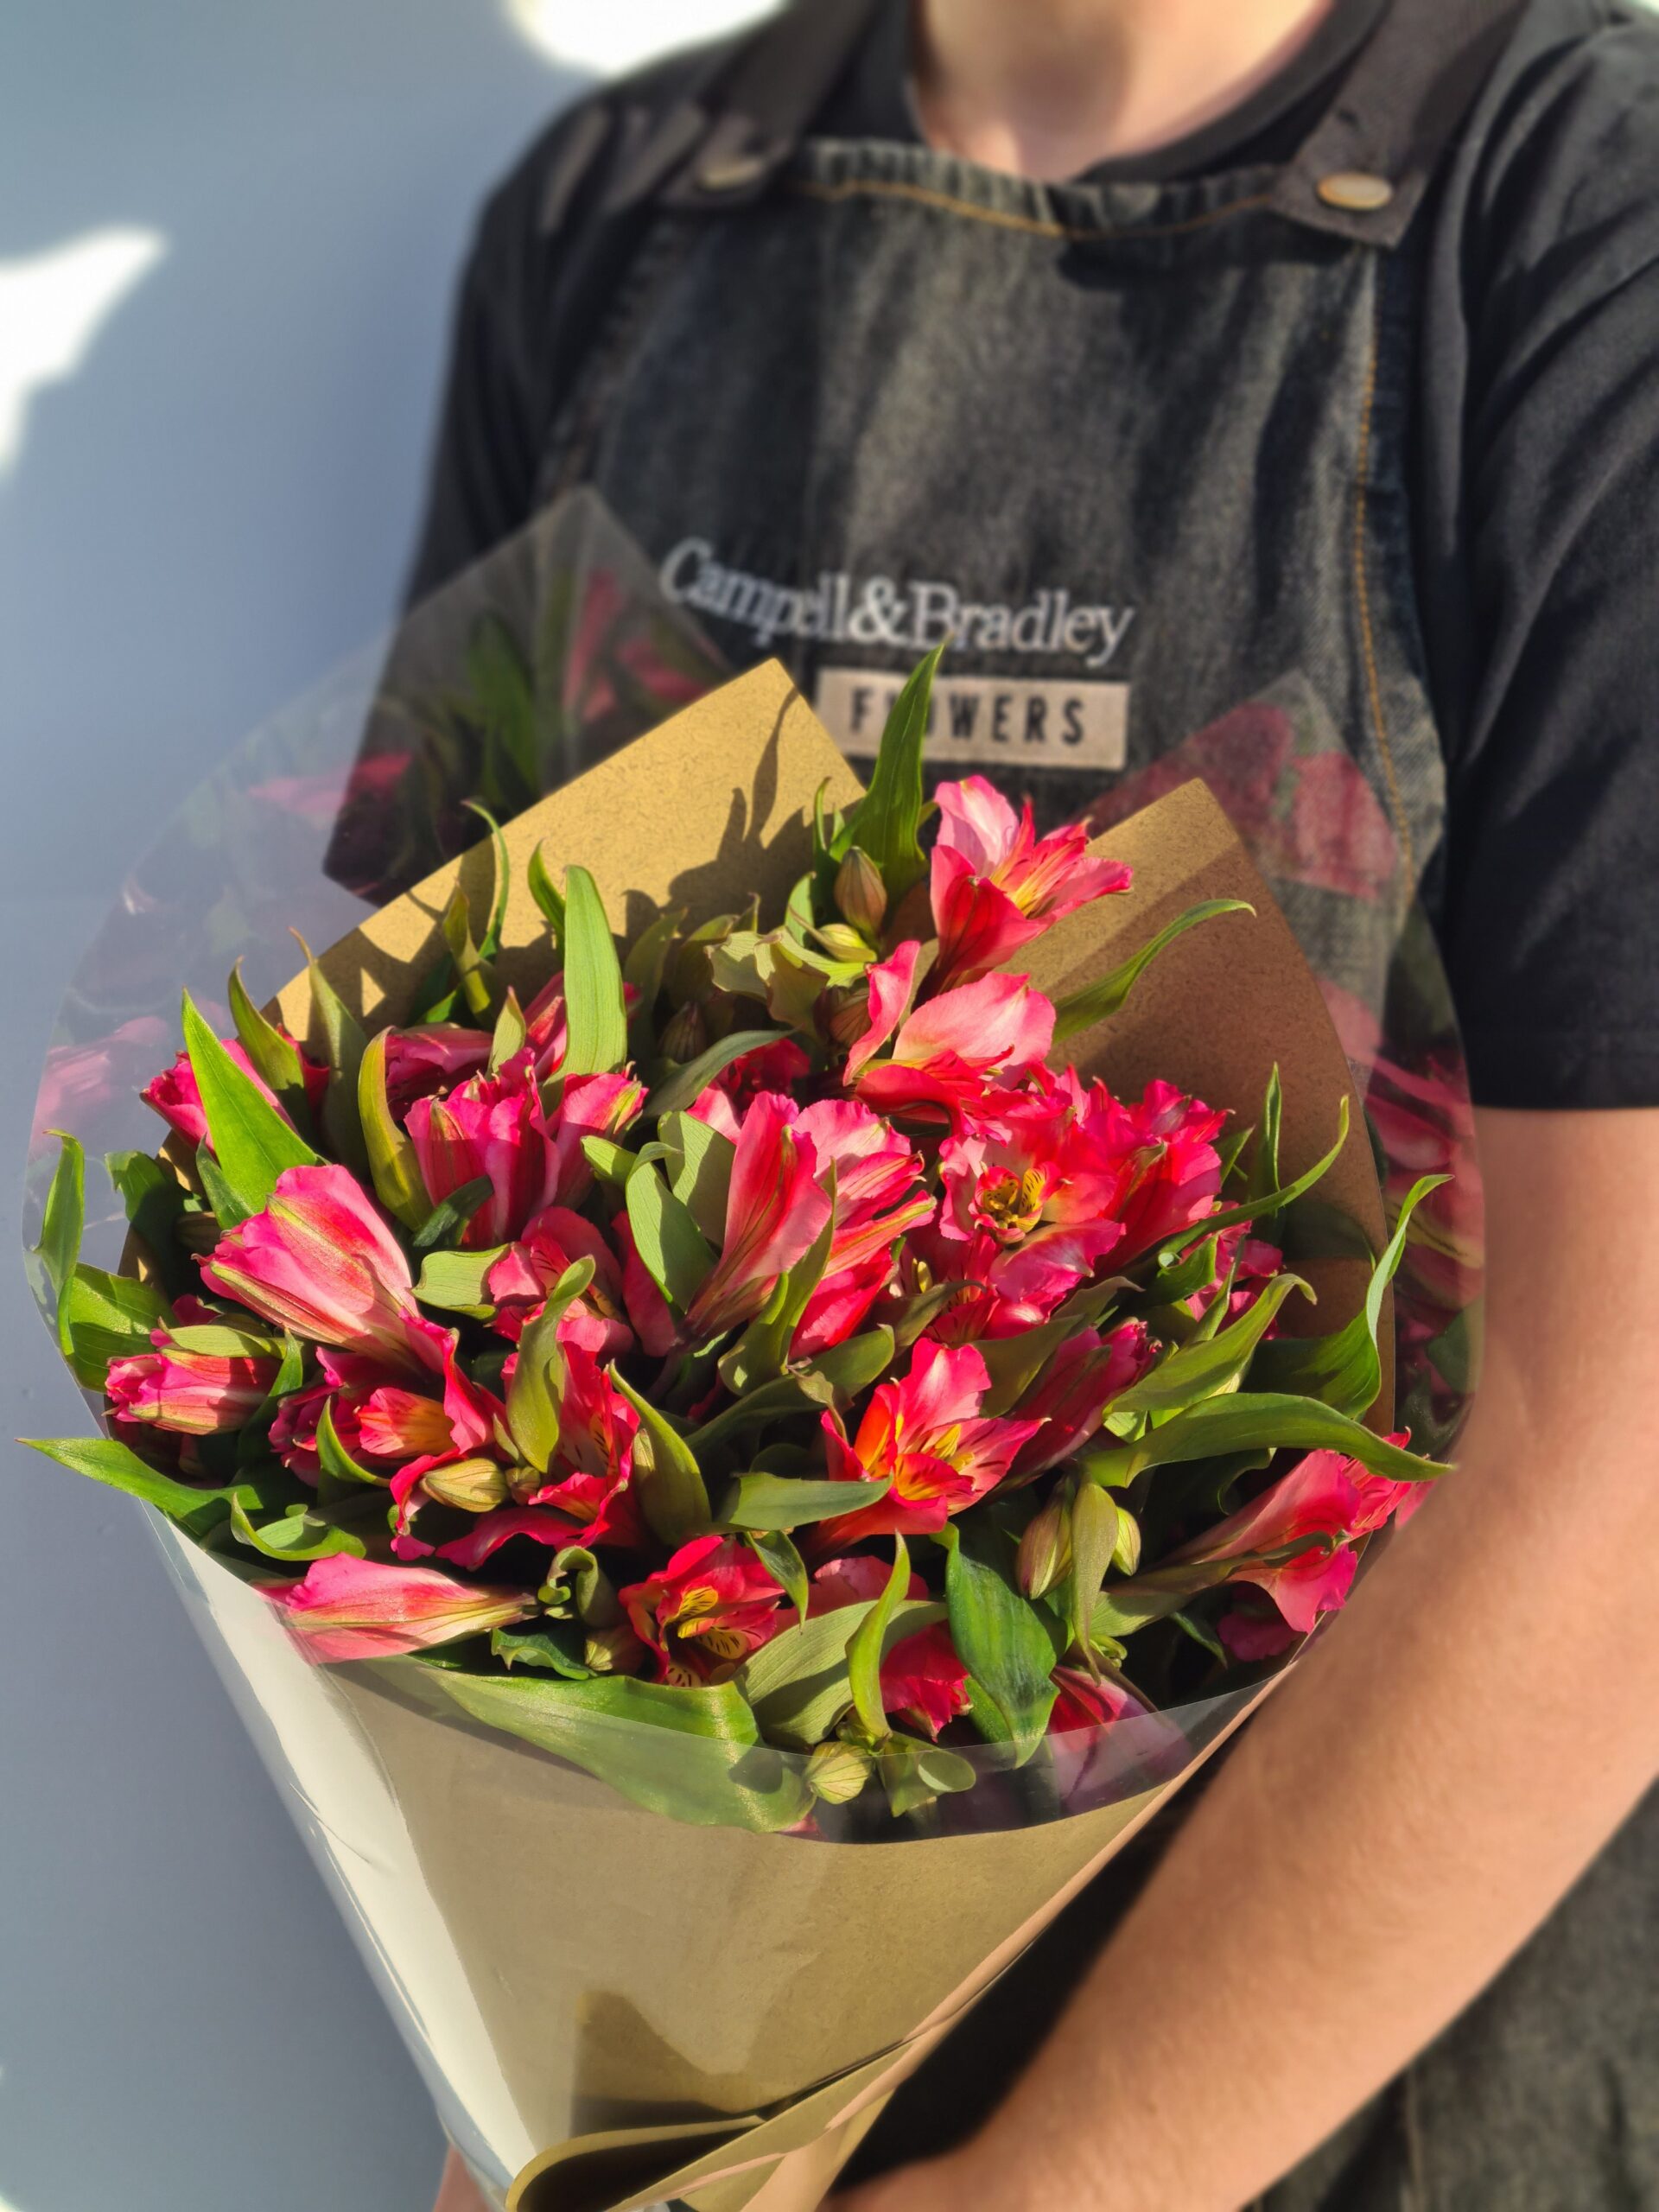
839,1108,1659,2211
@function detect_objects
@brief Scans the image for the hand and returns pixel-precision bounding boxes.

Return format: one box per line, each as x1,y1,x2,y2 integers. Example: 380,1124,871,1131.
833,2141,1037,2212
433,2148,491,2211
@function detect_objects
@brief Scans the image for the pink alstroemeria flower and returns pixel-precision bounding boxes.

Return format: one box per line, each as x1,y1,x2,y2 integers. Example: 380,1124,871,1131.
486,1205,632,1355
1011,1320,1155,1477
1171,1440,1427,1656
620,1535,785,1685
262,1554,531,1662
143,1033,327,1147
817,1338,1040,1545
848,944,1055,1120
1069,1074,1227,1259
406,1053,563,1249
201,1164,438,1378
106,1330,281,1435
380,1024,492,1119
683,1091,833,1342
879,1622,971,1738
788,1098,933,1355
928,776,1131,989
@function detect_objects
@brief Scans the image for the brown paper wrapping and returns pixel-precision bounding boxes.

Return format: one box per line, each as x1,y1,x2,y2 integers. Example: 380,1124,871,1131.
189,660,1384,2212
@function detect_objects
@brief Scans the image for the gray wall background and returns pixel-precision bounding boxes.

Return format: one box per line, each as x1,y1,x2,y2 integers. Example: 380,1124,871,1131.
0,8,607,2209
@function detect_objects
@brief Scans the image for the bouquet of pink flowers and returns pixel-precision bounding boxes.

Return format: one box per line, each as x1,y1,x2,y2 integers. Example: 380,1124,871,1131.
25,650,1446,2212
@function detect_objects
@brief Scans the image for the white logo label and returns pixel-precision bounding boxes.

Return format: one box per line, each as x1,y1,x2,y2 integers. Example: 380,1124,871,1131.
816,666,1129,773
658,538,1137,671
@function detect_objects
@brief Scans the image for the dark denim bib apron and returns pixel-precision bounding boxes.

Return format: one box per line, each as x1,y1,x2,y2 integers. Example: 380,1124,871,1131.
533,5,1659,2202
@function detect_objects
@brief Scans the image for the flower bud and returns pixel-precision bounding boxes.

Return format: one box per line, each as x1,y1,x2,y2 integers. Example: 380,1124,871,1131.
806,1740,874,1805
823,984,871,1050
422,1456,511,1513
835,848,887,937
1110,1506,1142,1578
816,923,876,967
583,1622,647,1674
1017,1493,1073,1599
658,1001,708,1064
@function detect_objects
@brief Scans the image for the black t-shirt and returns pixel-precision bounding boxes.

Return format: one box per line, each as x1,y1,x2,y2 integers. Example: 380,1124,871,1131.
409,0,1659,1114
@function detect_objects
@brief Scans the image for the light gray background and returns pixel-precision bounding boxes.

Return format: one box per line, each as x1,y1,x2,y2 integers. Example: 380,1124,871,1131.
0,7,761,2209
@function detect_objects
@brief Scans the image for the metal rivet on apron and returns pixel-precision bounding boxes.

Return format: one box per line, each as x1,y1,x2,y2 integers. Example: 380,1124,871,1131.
698,149,772,194
1315,169,1395,211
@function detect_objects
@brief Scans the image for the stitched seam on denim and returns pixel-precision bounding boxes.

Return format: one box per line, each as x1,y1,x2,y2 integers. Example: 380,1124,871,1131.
790,174,1276,241
1352,275,1414,894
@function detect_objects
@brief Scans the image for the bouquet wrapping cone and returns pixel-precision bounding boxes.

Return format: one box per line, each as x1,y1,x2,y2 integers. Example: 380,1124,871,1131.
126,664,1388,2212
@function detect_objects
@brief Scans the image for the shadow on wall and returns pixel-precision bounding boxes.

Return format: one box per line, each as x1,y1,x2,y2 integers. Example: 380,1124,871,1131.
0,8,602,2212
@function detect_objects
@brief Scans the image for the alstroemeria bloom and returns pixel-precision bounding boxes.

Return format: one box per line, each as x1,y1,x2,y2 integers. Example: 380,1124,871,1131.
683,1091,833,1341
107,1330,281,1435
928,776,1131,989
1170,1440,1427,1655
879,1622,971,1738
262,1554,531,1662
381,1024,491,1119
848,945,1055,1120
817,1338,1041,1545
143,1033,327,1147
201,1163,438,1378
1070,1075,1226,1259
620,1535,785,1685
406,1052,563,1248
789,1099,933,1355
486,1205,632,1356
1011,1320,1155,1478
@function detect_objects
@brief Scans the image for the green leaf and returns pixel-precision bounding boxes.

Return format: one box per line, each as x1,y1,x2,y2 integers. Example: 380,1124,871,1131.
194,1147,243,1230
356,1029,429,1231
626,1163,715,1313
506,1260,594,1472
579,1135,639,1190
105,1149,192,1296
1080,1390,1448,1489
720,1471,890,1531
1052,899,1255,1042
1066,1482,1119,1656
22,1435,264,1541
801,1326,895,1405
438,886,496,1021
976,1281,1124,1416
1113,1272,1313,1416
411,1175,493,1255
847,1537,911,1739
292,933,370,1178
491,1623,592,1678
229,1495,368,1562
609,1369,713,1545
1161,1097,1353,1255
648,1030,786,1120
414,1244,506,1317
226,961,312,1128
661,1112,735,1246
182,990,321,1217
315,1398,381,1491
169,1322,282,1357
684,1371,837,1458
890,1279,975,1351
33,1134,84,1359
562,864,627,1076
742,1528,809,1625
461,798,513,960
428,1669,805,1831
1252,1176,1450,1419
944,1518,1059,1751
842,645,944,903
486,988,527,1075
878,1731,977,1816
526,842,566,953
59,1267,168,1388
622,907,685,1027
739,1594,944,1749
1248,1065,1284,1205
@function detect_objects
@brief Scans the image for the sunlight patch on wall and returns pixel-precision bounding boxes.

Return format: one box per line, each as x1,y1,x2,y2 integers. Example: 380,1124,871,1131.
0,226,168,475
505,0,776,77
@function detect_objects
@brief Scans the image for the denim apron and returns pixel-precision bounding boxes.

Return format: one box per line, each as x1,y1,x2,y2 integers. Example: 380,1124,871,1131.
531,3,1659,2202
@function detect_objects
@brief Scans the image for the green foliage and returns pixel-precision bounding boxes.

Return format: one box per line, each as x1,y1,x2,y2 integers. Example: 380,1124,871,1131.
561,864,627,1076
1052,899,1255,1042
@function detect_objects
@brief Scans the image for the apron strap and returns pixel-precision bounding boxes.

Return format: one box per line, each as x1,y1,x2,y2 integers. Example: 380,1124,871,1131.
1268,0,1529,246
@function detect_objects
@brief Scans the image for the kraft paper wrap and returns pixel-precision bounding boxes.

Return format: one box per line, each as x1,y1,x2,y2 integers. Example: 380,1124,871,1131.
169,659,1384,2212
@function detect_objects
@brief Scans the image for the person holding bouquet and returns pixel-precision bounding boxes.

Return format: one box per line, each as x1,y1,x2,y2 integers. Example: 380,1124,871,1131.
407,0,1659,2204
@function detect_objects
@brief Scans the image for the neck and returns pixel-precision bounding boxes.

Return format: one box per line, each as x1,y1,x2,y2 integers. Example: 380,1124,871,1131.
911,0,1339,180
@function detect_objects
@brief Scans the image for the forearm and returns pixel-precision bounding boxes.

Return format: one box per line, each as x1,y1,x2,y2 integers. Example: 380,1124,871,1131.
963,1113,1659,2211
